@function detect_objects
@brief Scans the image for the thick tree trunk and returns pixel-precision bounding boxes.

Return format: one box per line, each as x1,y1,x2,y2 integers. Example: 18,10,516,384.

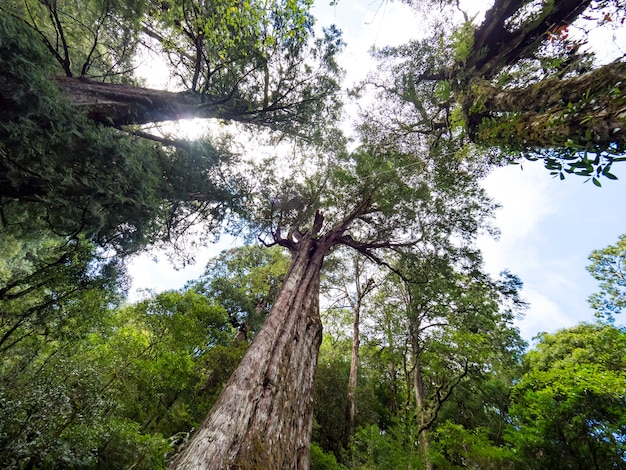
468,61,626,150
169,236,326,469
475,105,626,151
53,77,259,127
467,0,592,78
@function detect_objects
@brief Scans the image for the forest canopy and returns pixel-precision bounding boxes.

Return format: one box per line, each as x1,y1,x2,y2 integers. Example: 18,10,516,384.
1,0,626,468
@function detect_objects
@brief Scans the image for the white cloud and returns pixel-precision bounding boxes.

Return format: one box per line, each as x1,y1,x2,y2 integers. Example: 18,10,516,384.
477,164,587,341
126,235,241,303
515,290,575,344
478,163,559,273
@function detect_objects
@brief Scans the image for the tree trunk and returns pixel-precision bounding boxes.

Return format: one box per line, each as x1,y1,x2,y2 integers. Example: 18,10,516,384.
346,302,360,441
467,0,591,78
169,236,326,469
474,104,626,151
53,77,264,127
468,61,626,150
413,356,433,470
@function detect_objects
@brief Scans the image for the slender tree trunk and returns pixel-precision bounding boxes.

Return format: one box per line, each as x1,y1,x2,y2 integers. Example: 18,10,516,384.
388,360,398,415
346,302,360,440
169,236,326,469
413,355,433,470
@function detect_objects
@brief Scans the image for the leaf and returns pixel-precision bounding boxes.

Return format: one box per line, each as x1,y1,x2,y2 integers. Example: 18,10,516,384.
592,177,602,187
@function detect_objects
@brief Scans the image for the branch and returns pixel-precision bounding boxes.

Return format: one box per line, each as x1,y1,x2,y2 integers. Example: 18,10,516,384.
419,359,470,433
468,0,593,78
124,129,195,149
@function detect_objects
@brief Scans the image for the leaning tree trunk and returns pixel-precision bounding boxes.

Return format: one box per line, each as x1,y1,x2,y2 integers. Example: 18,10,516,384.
468,61,626,150
169,235,326,469
52,77,267,127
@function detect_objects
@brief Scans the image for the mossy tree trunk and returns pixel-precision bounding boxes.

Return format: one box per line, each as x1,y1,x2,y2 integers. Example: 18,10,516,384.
468,61,626,150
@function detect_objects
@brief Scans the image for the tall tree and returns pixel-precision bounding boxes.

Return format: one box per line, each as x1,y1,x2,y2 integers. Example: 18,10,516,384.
322,251,378,443
508,323,626,469
2,0,342,135
169,126,497,467
369,255,526,467
587,233,626,321
379,0,626,179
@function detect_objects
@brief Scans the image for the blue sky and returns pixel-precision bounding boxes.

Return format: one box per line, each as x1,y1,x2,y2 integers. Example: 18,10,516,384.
311,0,626,341
128,0,626,342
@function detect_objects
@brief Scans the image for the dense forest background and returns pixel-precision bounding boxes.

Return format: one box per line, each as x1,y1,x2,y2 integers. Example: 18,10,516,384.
1,0,626,468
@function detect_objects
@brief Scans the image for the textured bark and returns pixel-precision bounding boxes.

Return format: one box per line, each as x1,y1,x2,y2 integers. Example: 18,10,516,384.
468,0,592,78
469,61,626,150
475,104,626,150
169,235,326,470
54,77,266,127
418,0,625,152
413,354,433,470
477,62,626,114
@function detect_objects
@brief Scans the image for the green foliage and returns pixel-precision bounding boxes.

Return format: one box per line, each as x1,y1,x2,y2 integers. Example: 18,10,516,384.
189,245,290,338
449,21,474,63
587,234,626,321
430,422,517,469
310,442,345,470
105,291,236,435
0,287,242,469
0,232,125,361
2,0,145,78
348,424,424,470
313,337,351,454
508,323,626,469
0,10,233,258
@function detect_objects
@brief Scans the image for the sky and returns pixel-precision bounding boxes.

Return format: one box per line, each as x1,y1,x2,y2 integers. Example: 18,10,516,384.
128,0,626,343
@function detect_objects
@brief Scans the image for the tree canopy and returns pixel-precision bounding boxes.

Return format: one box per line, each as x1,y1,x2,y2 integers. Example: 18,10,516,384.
508,323,626,469
2,0,626,468
587,234,626,321
367,0,626,181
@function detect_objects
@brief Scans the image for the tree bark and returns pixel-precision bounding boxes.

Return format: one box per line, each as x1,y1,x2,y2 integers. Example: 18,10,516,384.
468,61,626,150
169,235,326,469
53,77,271,127
468,0,592,78
413,354,433,470
476,62,626,114
346,300,360,441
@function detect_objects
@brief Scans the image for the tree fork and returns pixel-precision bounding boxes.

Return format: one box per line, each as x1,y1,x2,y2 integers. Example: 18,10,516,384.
169,235,327,469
